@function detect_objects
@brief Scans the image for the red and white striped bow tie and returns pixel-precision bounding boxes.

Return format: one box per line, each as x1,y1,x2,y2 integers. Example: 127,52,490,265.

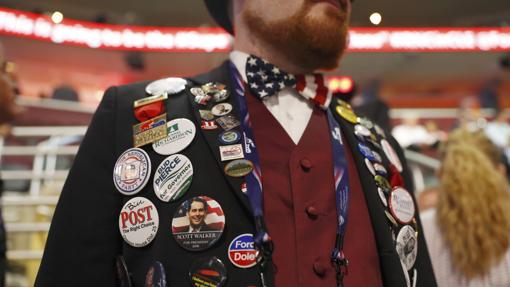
245,55,332,110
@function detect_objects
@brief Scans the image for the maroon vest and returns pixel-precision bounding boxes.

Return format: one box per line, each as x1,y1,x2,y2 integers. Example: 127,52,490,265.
246,93,384,287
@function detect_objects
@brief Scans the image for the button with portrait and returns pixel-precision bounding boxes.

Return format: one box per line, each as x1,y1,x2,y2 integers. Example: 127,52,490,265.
396,225,418,271
189,256,227,287
172,196,225,251
145,261,167,287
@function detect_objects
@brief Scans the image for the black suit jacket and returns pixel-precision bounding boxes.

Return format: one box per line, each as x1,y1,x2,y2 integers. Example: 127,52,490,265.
35,61,437,287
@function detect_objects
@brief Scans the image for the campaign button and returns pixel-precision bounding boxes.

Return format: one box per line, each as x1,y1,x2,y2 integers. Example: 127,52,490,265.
374,124,386,138
358,117,374,130
211,103,233,117
119,197,159,248
381,139,403,172
389,187,416,224
216,115,241,131
153,154,193,202
113,148,151,196
189,256,227,287
396,225,418,271
372,150,383,163
146,77,187,97
201,120,218,130
145,261,167,287
228,234,258,268
152,118,196,155
190,87,207,98
374,163,388,176
219,130,241,145
378,187,388,207
365,158,376,176
172,196,225,251
357,143,376,162
220,144,244,161
224,159,254,177
354,124,371,137
116,255,133,287
375,175,392,194
199,110,215,121
384,210,398,227
336,106,358,124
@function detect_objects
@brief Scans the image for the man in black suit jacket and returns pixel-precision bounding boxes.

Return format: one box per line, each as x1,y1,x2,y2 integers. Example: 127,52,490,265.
36,0,437,286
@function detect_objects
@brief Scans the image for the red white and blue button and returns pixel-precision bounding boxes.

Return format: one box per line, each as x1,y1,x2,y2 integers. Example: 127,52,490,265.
228,233,258,268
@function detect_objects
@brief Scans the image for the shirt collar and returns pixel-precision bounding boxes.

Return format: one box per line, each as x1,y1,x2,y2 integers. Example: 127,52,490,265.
229,50,250,83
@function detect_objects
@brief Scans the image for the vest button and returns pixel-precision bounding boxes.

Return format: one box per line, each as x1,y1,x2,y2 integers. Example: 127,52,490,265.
305,206,319,219
313,261,327,277
300,158,313,171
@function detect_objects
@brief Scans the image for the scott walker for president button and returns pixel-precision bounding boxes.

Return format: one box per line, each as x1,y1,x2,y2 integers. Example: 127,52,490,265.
146,77,187,97
172,196,226,251
145,261,167,287
228,234,258,268
113,148,151,196
389,187,416,224
153,154,193,202
119,197,159,248
219,130,241,145
189,256,227,287
153,118,196,155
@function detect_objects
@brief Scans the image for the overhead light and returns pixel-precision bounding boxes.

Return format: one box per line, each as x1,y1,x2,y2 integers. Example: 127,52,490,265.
51,11,64,24
369,12,382,26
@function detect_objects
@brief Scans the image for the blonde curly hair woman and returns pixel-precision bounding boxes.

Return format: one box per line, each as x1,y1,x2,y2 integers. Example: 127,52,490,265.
421,129,510,286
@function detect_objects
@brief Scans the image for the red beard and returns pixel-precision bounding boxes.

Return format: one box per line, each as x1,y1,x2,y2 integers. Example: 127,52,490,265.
243,0,350,71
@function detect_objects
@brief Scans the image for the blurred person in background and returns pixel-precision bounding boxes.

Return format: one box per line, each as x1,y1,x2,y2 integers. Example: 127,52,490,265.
0,57,19,287
421,129,510,286
392,116,438,150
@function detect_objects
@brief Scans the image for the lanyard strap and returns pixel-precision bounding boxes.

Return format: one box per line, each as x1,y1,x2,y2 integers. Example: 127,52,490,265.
229,62,350,285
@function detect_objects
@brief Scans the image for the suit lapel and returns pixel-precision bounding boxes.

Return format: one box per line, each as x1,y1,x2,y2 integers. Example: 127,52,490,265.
184,61,254,218
329,100,408,286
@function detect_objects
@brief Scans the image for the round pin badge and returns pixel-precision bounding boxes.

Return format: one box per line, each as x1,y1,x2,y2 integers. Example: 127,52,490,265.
374,124,386,138
116,256,133,287
384,210,398,227
146,77,187,96
172,196,225,251
219,130,241,145
119,197,159,247
378,187,388,207
199,110,215,121
145,261,167,287
153,154,193,202
354,124,371,137
358,117,374,130
211,103,233,117
372,151,383,163
152,118,196,155
190,87,207,98
228,234,258,269
224,159,254,177
396,225,418,271
373,163,388,176
189,256,227,287
357,143,376,162
113,148,151,196
375,175,392,194
389,187,416,224
365,158,376,176
381,139,403,172
336,106,358,124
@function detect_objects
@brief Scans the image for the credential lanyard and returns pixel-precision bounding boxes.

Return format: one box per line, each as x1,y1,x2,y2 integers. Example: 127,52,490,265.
229,62,350,287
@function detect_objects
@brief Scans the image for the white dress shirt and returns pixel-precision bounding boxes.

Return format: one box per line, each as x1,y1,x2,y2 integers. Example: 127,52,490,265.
229,51,313,145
